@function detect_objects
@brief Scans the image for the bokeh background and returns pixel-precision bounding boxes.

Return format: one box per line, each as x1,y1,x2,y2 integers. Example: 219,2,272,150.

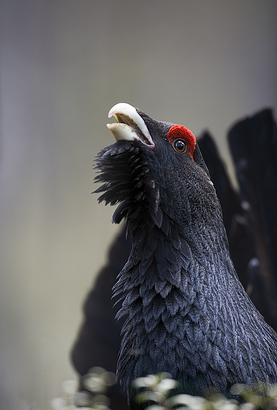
0,1,276,409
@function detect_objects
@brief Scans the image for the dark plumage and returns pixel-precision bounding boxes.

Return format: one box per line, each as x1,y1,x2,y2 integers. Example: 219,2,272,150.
228,109,277,330
93,103,277,402
71,227,130,410
197,132,257,291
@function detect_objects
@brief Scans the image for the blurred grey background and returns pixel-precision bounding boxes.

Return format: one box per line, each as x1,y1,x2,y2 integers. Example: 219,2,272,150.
0,0,276,409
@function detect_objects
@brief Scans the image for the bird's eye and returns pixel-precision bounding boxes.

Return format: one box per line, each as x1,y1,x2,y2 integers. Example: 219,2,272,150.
172,139,187,153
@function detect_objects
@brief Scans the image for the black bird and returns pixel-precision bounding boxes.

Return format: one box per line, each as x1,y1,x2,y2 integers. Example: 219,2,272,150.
228,109,277,330
94,103,277,402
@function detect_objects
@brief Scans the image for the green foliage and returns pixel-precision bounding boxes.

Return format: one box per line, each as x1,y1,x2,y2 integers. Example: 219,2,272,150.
49,370,277,410
132,374,277,410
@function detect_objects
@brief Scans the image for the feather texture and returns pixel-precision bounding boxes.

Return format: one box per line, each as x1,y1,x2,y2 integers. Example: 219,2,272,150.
93,104,277,406
93,106,277,405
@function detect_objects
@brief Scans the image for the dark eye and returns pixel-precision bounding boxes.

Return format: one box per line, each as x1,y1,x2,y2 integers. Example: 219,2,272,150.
172,139,187,153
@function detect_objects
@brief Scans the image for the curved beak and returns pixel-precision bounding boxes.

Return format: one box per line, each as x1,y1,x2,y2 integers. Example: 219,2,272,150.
106,102,155,148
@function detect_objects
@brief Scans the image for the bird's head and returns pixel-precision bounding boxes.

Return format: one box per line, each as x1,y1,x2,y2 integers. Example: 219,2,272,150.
95,103,221,245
